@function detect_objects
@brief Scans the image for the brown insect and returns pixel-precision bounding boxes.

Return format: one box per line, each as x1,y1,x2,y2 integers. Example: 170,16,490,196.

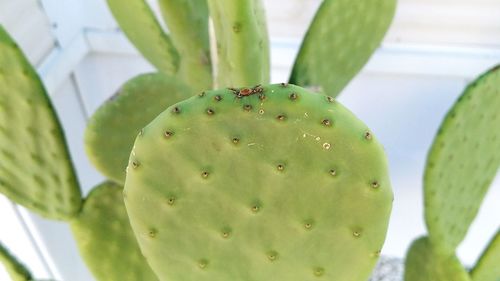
228,84,264,98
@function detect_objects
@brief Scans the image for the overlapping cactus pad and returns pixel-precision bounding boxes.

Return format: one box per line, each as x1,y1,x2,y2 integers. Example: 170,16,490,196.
424,65,500,253
0,27,81,220
85,73,190,184
470,230,500,281
124,84,392,281
70,181,158,281
404,237,470,281
0,243,32,281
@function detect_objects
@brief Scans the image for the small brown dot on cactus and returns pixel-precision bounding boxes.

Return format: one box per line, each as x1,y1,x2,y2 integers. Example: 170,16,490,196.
232,22,242,33
198,259,208,269
172,107,181,114
201,171,209,178
138,129,144,136
251,205,260,213
243,104,252,111
214,95,222,101
323,143,331,150
277,164,285,171
206,108,215,115
371,181,380,189
280,82,288,87
326,96,335,103
164,131,174,138
259,109,265,115
353,231,361,238
289,93,298,100
131,161,140,169
313,267,325,277
329,169,337,176
232,137,240,144
364,131,372,140
221,231,230,239
258,93,266,101
198,91,206,97
148,229,157,238
321,119,332,126
267,251,278,261
276,114,286,121
304,222,313,229
167,197,175,205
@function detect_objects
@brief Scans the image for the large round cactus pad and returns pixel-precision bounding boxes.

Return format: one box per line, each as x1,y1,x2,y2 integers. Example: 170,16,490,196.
424,65,500,253
404,237,470,281
125,84,393,281
0,27,81,220
70,181,158,281
85,73,190,184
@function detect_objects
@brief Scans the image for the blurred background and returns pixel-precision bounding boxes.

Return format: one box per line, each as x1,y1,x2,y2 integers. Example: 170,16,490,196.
0,0,499,280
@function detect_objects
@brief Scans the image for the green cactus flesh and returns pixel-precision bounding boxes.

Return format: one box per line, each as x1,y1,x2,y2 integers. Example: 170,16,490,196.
106,0,179,75
85,73,190,184
70,181,158,281
124,84,392,281
0,26,81,220
424,65,500,253
158,0,212,92
0,243,32,281
207,0,270,88
471,230,500,281
290,0,396,97
404,237,470,281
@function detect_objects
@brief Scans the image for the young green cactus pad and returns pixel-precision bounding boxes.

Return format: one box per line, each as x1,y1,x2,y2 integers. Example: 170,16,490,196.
424,65,500,253
158,0,212,92
290,0,397,96
106,0,179,75
124,84,392,280
0,243,32,281
208,0,270,88
0,26,81,220
404,237,470,281
470,230,500,281
85,73,190,184
70,181,158,281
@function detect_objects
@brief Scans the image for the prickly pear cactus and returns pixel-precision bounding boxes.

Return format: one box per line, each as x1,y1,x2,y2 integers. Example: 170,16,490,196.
0,243,32,281
85,73,191,184
124,84,393,281
290,0,397,96
70,181,158,281
0,26,81,220
470,230,500,281
404,237,470,281
106,0,179,75
208,0,270,87
424,65,500,253
404,65,500,281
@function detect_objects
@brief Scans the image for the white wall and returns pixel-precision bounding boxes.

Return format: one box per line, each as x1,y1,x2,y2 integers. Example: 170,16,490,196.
1,0,499,280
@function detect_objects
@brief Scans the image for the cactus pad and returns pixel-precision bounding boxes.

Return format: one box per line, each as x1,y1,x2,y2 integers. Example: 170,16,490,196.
290,0,396,96
125,84,392,280
470,230,500,281
0,27,81,220
424,65,500,252
85,73,190,184
0,243,32,281
208,0,270,87
158,0,212,92
70,181,158,281
106,0,179,74
404,237,470,281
